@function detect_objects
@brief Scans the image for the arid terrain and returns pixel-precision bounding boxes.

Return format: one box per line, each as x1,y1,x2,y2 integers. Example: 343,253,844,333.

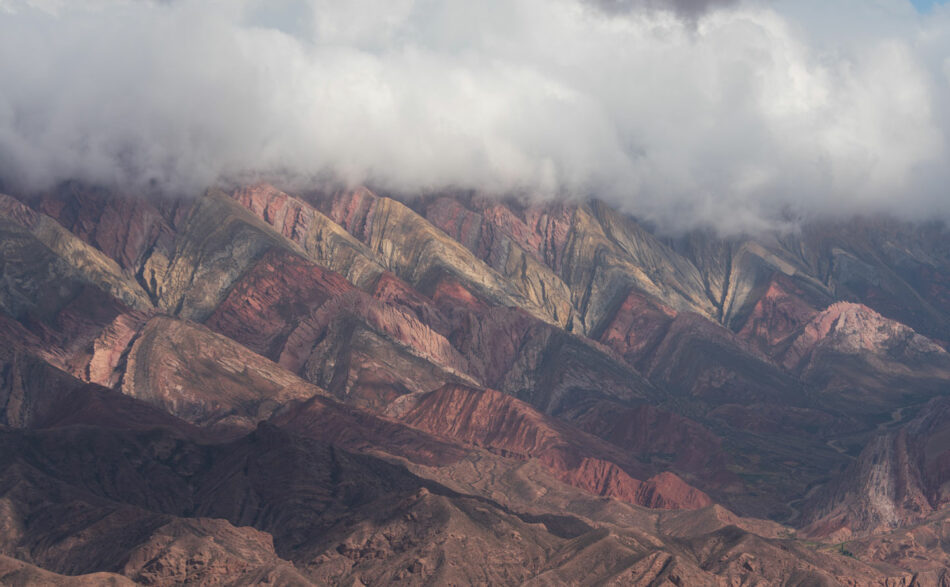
3,182,950,585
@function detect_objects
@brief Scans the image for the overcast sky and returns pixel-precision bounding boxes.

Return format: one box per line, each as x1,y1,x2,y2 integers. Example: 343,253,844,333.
1,0,949,232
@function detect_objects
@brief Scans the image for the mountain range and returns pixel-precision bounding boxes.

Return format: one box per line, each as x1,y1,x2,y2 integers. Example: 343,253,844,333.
2,182,950,585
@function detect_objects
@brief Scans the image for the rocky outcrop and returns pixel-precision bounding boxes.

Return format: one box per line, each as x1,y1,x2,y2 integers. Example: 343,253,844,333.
204,247,355,360
644,311,801,406
200,243,478,410
0,339,92,429
270,290,477,410
735,273,826,355
272,396,468,467
417,195,574,272
0,556,135,586
278,293,472,384
122,316,324,433
371,271,454,336
804,397,950,541
0,193,153,312
416,195,579,331
0,202,153,386
548,204,704,334
315,187,571,328
442,304,657,414
844,511,950,578
797,218,950,343
784,302,950,415
784,302,948,372
556,461,711,510
397,385,711,510
27,183,182,276
231,184,385,289
153,191,294,321
419,196,722,334
0,337,201,437
121,519,314,586
597,288,677,371
804,432,931,541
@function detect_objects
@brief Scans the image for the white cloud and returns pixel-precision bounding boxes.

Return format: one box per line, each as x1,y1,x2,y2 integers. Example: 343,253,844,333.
0,0,949,232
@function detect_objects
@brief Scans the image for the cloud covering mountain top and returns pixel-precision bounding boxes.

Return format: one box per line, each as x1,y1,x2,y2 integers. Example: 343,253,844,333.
1,0,949,232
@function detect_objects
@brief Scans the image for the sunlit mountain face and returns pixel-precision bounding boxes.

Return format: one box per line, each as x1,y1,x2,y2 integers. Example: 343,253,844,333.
3,1,950,585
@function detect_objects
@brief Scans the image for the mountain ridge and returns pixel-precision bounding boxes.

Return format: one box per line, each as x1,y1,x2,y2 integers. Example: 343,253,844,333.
4,181,950,583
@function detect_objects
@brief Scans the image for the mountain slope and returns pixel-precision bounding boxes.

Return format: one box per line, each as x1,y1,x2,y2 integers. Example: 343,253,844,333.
4,183,950,582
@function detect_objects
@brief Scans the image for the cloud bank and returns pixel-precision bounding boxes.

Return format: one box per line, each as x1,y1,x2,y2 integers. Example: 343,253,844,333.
1,0,949,231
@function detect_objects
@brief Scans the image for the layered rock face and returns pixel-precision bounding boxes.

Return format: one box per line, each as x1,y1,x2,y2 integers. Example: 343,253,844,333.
397,384,712,509
803,396,950,540
4,183,950,583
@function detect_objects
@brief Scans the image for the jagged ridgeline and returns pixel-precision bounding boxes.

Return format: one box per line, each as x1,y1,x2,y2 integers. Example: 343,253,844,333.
2,184,950,584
